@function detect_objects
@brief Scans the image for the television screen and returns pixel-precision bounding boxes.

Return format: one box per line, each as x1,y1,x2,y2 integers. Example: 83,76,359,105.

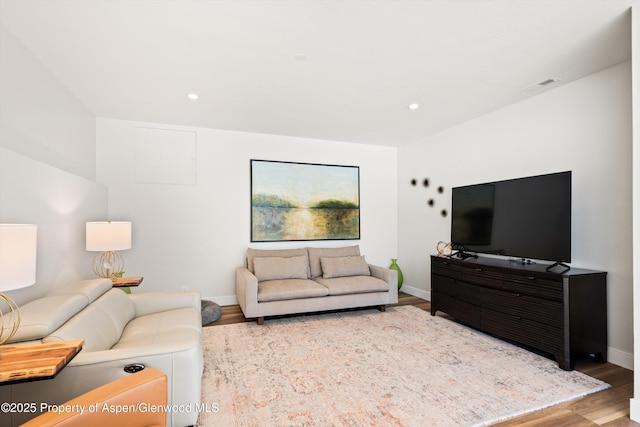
451,171,571,263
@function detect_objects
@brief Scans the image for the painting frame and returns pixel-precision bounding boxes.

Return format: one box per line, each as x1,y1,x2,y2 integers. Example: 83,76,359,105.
250,159,360,242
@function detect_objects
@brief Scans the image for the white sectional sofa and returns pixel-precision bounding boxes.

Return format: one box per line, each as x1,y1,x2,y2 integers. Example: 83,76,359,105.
0,279,203,427
236,245,398,324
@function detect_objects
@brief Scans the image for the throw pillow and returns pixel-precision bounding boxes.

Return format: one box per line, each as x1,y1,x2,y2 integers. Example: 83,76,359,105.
308,245,360,278
320,255,371,279
246,247,308,273
253,255,310,282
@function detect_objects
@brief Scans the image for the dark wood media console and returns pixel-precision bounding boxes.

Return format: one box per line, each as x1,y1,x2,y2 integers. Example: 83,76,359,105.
430,255,607,370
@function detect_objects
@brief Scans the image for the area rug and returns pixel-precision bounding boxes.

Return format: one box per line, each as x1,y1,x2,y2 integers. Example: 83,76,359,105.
197,306,609,427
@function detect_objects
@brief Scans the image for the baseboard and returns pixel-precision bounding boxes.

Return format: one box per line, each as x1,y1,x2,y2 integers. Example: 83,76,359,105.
607,347,634,370
630,398,640,422
203,294,238,306
399,284,430,301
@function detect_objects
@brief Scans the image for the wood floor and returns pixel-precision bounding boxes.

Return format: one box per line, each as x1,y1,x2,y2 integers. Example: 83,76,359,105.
207,292,637,426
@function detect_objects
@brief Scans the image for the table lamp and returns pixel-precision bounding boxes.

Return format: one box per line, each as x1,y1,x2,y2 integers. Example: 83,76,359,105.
86,221,131,278
0,224,37,344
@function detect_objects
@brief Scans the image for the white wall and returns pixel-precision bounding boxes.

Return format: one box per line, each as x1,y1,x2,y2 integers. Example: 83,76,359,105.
96,119,398,304
0,149,107,305
398,61,633,369
0,25,105,305
0,25,96,180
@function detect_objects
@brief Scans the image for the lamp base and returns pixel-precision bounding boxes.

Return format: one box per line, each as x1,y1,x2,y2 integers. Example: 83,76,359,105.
92,251,125,278
0,292,20,345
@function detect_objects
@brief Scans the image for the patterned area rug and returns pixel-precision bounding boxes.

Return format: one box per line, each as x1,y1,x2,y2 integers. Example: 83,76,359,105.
197,306,609,427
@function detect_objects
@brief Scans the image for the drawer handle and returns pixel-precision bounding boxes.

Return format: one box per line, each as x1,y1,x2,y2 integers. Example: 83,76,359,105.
527,276,536,280
475,268,483,272
515,316,521,320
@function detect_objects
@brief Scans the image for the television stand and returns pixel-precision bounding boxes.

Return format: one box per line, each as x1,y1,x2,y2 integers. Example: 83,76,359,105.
546,261,571,273
430,255,607,370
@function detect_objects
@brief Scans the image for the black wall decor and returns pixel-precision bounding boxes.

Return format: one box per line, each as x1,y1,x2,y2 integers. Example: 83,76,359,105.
410,177,447,217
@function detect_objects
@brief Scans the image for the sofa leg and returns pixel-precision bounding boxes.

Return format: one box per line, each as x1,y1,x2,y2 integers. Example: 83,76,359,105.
257,317,264,325
378,305,386,312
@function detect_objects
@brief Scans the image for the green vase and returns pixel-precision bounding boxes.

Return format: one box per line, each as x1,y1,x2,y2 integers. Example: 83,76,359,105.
389,259,404,290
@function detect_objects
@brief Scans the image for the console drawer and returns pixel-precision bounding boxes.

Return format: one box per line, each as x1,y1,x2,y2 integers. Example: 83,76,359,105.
431,260,462,280
481,307,563,355
431,274,458,297
456,265,503,288
500,274,563,301
432,275,484,301
431,291,481,329
478,286,563,327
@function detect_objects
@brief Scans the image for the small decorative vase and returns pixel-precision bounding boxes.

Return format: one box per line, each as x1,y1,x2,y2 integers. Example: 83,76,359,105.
389,259,404,290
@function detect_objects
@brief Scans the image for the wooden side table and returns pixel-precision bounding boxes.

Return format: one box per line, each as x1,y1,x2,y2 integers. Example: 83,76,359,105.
111,276,143,294
0,340,84,385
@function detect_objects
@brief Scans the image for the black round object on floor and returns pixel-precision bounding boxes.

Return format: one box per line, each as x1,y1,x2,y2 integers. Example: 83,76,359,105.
201,299,222,325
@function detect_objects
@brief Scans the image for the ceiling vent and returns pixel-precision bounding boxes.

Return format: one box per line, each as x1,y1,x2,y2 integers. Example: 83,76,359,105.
521,77,561,93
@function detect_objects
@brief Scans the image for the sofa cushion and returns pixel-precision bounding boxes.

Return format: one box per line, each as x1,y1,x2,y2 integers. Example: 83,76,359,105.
253,255,309,282
257,279,330,302
114,326,202,352
8,295,89,343
47,278,113,303
246,247,309,276
43,289,136,352
313,275,389,296
308,245,360,278
320,255,370,279
117,307,201,346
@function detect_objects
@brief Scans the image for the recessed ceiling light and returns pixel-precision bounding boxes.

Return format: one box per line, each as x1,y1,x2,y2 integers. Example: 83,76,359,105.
294,53,307,62
187,93,199,100
408,103,420,110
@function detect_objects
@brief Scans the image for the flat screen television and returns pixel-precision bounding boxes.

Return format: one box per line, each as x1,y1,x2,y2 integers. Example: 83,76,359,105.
450,171,571,263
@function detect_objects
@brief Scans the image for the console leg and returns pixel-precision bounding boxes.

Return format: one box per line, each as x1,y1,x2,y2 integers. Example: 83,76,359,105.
555,355,574,371
378,305,386,312
257,317,264,325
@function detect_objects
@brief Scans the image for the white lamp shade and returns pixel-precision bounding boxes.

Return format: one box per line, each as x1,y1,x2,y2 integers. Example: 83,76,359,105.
86,221,132,251
0,224,37,291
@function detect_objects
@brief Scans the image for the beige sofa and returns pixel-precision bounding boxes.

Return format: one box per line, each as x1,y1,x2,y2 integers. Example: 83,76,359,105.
0,279,202,427
236,245,398,324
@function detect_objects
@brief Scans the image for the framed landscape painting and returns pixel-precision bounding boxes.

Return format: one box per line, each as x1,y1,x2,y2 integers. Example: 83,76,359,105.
251,160,360,242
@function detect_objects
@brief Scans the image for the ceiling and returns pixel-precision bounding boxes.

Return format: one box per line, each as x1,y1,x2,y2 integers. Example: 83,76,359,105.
0,0,633,147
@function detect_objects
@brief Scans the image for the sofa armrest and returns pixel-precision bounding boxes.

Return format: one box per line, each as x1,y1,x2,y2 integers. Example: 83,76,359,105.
236,267,259,318
20,368,168,427
129,291,200,317
369,264,399,303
